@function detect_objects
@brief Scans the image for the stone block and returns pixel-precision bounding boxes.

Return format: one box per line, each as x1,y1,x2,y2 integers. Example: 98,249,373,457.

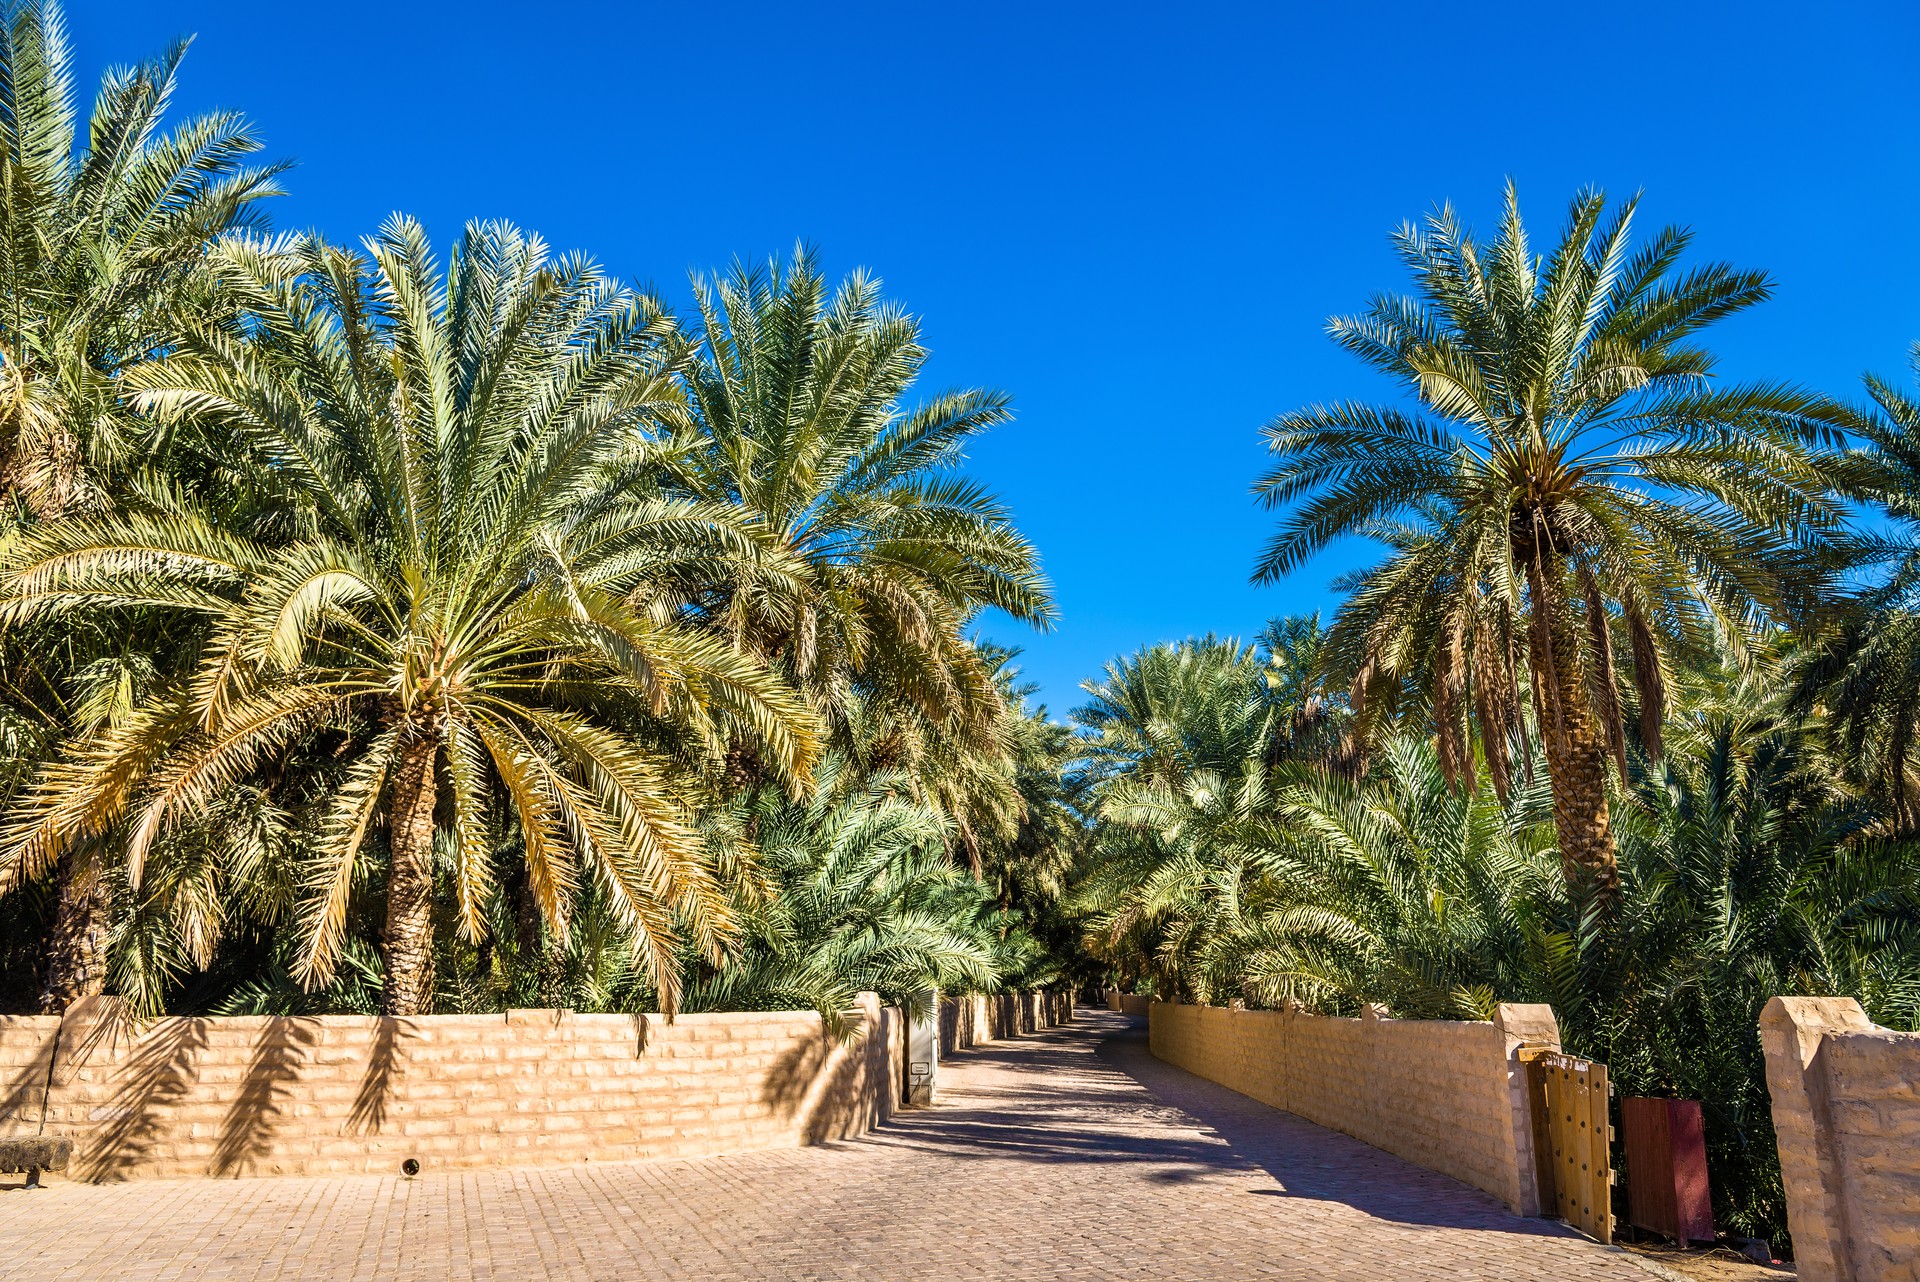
1760,995,1920,1282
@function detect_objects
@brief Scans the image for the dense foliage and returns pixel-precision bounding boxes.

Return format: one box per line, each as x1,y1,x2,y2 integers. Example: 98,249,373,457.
1073,194,1920,1247
0,2,1077,1021
1070,632,1920,1241
4,1,1920,1254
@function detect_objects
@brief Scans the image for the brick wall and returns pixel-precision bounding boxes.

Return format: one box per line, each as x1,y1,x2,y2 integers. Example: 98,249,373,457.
1760,996,1920,1282
0,994,899,1182
1149,1000,1559,1214
938,990,1072,1057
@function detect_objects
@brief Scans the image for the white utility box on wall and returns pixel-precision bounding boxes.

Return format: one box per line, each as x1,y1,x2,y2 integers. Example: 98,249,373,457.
906,988,939,1105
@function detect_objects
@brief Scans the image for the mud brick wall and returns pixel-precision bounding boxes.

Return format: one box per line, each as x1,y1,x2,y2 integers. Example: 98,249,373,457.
1149,1000,1559,1214
0,994,897,1182
937,990,1072,1057
1761,996,1920,1282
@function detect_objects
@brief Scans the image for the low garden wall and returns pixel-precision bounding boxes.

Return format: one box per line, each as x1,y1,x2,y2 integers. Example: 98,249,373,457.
1149,1000,1560,1214
938,990,1072,1056
1104,990,1150,1016
0,994,901,1182
1760,996,1920,1282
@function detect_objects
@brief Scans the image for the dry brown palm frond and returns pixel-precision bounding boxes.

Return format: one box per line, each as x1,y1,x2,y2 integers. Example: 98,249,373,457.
1434,609,1468,789
1627,601,1668,763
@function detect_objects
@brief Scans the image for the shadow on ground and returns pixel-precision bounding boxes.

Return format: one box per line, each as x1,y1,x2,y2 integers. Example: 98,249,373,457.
875,1011,1591,1239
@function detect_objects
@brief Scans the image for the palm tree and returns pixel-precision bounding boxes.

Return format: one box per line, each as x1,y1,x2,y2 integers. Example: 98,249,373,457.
0,221,816,1015
1796,344,1920,822
1253,184,1842,906
0,0,283,517
970,646,1083,911
1253,613,1348,767
1266,737,1565,1017
1073,637,1291,999
1076,637,1273,791
686,753,999,1017
663,248,1054,773
0,0,283,1010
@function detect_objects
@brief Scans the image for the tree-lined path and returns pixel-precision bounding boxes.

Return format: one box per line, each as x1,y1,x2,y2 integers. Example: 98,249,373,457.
0,1011,1655,1281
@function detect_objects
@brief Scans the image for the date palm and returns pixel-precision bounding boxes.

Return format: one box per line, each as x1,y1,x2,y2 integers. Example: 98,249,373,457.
663,249,1054,769
0,0,283,516
1253,184,1841,906
1795,345,1920,823
1073,637,1290,999
0,220,816,1015
0,0,283,1009
687,752,997,1016
1238,735,1560,1018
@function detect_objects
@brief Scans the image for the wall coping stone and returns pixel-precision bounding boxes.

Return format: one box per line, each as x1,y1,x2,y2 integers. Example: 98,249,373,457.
1759,995,1919,1282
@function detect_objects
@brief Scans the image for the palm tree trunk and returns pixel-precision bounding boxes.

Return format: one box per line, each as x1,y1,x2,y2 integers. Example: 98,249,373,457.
37,847,108,1013
382,733,438,1016
1525,555,1623,907
17,464,111,1013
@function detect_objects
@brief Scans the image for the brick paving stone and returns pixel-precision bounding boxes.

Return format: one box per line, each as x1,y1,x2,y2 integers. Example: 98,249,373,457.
0,1011,1660,1281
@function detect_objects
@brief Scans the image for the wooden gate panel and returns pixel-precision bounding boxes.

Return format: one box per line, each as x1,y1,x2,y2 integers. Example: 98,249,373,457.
1525,1050,1613,1244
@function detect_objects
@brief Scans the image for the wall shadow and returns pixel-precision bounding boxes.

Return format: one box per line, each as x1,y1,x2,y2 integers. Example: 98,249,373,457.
761,1020,877,1142
0,1024,60,1129
346,1019,409,1138
213,1018,319,1176
938,999,961,1057
81,1018,209,1182
761,1034,827,1122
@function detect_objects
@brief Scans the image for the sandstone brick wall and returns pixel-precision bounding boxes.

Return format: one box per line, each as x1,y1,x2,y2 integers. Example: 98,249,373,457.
938,990,1072,1057
1149,1001,1558,1214
1760,996,1920,1282
0,994,897,1182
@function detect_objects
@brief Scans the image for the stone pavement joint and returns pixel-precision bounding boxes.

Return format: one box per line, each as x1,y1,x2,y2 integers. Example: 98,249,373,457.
0,1010,1661,1281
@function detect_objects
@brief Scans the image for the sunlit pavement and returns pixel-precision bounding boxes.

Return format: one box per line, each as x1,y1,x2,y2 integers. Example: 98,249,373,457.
0,1010,1658,1281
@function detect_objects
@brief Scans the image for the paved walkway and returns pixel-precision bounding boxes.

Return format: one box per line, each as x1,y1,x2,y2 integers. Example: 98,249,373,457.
0,1011,1657,1281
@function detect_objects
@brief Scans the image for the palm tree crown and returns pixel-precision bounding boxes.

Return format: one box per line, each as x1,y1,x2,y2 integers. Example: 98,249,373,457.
0,220,817,1014
1073,636,1295,1000
1254,184,1841,903
0,0,283,519
664,249,1054,763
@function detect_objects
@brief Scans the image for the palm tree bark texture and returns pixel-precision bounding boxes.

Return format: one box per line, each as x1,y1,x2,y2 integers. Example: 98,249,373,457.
38,847,109,1012
1523,553,1620,903
382,733,439,1016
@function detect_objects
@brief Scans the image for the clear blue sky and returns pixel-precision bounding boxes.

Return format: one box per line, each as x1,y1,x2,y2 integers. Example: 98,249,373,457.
80,1,1920,714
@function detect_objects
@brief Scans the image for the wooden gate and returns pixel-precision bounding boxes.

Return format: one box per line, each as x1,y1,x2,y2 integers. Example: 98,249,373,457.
1520,1048,1614,1243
